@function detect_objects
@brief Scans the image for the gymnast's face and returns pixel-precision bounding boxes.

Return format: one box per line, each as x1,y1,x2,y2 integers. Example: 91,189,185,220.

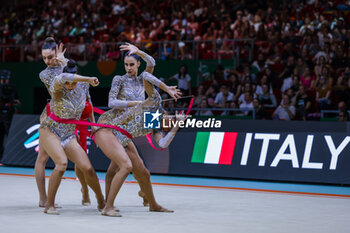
124,56,140,77
64,81,77,90
42,49,56,67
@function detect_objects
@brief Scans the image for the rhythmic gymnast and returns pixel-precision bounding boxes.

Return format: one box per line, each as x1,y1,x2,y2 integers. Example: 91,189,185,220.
95,64,182,217
36,37,94,207
39,60,104,215
102,43,169,209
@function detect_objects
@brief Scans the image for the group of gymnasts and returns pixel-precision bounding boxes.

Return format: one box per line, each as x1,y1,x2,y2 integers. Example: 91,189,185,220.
35,37,183,217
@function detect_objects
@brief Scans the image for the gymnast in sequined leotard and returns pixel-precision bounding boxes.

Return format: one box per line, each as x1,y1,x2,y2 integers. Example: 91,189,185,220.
39,64,105,215
35,38,94,208
95,45,181,217
36,37,68,208
99,72,165,147
98,43,176,212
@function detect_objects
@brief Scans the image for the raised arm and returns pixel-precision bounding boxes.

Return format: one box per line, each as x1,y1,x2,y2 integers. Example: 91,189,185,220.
120,42,156,73
51,73,99,92
152,113,187,148
55,43,68,66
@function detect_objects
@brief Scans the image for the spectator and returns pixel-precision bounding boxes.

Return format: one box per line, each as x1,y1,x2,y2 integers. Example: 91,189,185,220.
280,56,296,93
253,98,269,120
204,85,217,107
338,110,349,122
168,64,191,96
294,57,307,77
221,100,237,116
300,67,316,90
193,85,206,107
214,84,234,108
238,82,257,104
293,84,313,121
161,42,173,60
338,101,347,113
315,76,332,110
259,84,277,108
273,94,296,120
255,75,272,96
251,53,266,73
333,75,350,107
239,91,254,115
241,65,257,84
227,73,241,100
195,99,213,116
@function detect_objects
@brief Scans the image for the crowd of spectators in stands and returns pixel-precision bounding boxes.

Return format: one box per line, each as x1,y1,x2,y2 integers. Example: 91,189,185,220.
1,0,350,120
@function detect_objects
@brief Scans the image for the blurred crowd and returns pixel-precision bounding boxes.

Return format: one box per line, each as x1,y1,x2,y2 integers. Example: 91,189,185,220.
0,70,20,158
1,0,350,120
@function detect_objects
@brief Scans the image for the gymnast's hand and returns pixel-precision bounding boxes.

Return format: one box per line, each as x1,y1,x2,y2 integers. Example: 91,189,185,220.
120,42,139,55
176,111,188,121
55,43,67,66
167,86,182,101
88,77,100,87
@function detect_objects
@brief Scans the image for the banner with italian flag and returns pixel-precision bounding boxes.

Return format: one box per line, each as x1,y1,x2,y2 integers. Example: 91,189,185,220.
191,132,237,165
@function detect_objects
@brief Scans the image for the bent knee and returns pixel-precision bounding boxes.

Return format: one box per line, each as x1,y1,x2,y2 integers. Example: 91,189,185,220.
86,167,96,177
81,166,96,177
55,161,67,172
120,162,133,174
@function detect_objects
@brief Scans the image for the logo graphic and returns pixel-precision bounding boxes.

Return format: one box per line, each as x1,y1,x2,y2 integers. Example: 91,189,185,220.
24,124,40,152
143,110,161,129
191,132,350,170
191,132,237,165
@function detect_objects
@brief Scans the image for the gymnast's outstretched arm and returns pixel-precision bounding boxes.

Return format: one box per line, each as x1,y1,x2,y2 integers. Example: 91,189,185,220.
152,113,187,148
142,72,182,101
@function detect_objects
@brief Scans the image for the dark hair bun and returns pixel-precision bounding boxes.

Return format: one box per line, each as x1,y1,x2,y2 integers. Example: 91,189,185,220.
63,59,78,74
124,51,141,61
45,37,55,43
42,37,57,50
67,59,76,68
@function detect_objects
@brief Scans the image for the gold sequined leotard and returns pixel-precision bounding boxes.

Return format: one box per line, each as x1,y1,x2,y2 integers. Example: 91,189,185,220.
97,72,162,147
40,73,90,148
39,65,65,123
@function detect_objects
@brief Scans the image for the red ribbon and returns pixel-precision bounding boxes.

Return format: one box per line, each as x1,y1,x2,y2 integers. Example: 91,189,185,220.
146,96,194,151
75,125,90,152
49,113,133,139
46,96,192,151
93,107,105,115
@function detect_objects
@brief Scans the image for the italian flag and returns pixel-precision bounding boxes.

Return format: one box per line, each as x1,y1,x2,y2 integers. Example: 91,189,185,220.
191,132,237,165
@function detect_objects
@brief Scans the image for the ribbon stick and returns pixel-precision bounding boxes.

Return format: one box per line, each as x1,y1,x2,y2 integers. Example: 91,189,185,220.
161,95,193,102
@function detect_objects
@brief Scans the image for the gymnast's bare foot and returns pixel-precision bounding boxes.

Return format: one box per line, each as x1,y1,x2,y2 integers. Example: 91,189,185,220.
44,206,59,215
150,204,174,213
39,200,46,207
97,197,105,212
138,190,149,206
101,207,122,217
81,188,91,206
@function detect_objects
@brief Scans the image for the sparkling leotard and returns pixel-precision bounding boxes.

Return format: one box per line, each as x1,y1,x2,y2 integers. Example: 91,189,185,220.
97,72,162,147
39,65,65,123
40,74,90,147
